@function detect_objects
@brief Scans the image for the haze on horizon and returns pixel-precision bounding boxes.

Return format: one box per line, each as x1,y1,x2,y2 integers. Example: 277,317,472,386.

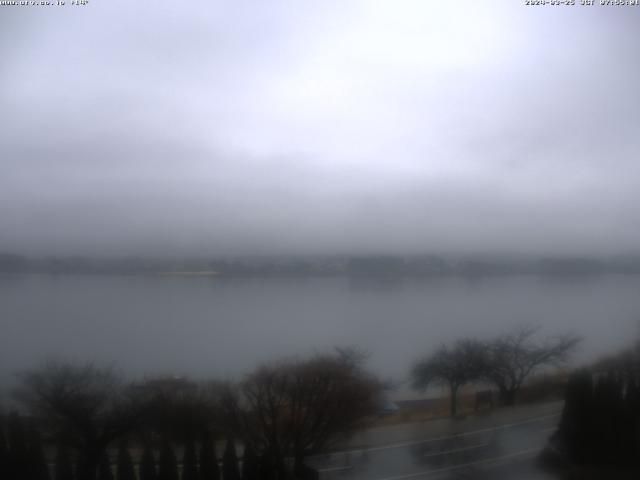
2,1,640,258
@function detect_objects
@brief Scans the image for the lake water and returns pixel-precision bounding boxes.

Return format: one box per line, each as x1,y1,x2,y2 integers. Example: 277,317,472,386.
1,274,639,397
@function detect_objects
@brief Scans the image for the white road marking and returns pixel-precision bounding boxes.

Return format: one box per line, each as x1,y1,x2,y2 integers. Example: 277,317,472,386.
423,442,489,458
372,448,539,480
315,412,560,458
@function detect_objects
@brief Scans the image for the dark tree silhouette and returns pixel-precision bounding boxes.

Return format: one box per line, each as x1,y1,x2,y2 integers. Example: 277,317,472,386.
0,420,8,480
16,361,148,480
552,352,640,470
623,375,640,462
116,443,136,480
7,412,29,479
222,440,240,480
54,445,75,480
483,326,580,405
97,451,113,480
157,440,179,480
199,431,219,480
412,339,486,416
27,427,51,480
182,439,198,480
223,349,381,478
139,444,157,480
139,377,223,445
258,452,276,480
241,444,259,480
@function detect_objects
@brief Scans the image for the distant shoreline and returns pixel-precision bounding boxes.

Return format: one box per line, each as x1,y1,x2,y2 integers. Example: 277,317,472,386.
3,270,640,279
3,253,640,277
156,271,220,277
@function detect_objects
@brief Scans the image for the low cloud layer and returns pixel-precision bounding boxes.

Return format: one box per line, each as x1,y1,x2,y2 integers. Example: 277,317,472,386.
2,1,640,256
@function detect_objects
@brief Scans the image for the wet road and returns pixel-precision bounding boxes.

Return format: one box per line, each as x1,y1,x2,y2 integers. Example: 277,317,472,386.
309,412,560,480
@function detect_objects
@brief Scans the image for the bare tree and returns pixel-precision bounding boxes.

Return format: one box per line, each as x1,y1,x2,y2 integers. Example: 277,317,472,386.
222,349,382,479
411,339,486,417
15,361,147,480
483,326,580,405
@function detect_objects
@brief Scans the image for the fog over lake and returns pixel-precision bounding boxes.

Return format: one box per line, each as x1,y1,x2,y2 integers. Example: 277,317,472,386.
3,1,640,409
2,273,639,397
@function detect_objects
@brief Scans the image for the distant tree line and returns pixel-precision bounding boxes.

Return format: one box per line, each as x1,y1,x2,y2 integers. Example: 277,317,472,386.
0,349,382,480
4,252,640,277
411,326,580,416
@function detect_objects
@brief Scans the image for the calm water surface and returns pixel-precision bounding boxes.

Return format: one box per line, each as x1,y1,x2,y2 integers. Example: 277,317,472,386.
1,274,639,395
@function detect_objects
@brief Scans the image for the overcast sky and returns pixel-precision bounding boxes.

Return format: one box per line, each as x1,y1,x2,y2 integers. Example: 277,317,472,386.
1,1,640,257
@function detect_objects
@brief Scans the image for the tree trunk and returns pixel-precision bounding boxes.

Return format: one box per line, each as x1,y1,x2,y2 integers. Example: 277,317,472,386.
293,453,304,479
500,387,517,406
76,447,102,480
293,453,318,480
450,384,459,417
260,448,288,480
